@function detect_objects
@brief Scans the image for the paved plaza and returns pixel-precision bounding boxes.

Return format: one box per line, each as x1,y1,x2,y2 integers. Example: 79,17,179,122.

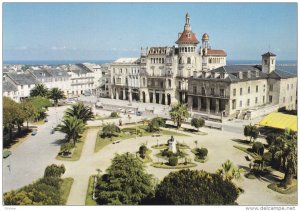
2,99,297,205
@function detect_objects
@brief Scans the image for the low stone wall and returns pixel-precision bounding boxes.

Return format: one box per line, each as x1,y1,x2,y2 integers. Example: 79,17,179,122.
247,104,280,119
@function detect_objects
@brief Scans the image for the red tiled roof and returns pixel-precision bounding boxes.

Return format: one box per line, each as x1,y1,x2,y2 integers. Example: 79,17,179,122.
207,49,227,56
176,30,199,44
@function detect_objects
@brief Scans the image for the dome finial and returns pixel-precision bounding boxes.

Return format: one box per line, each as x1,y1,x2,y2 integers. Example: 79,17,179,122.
185,12,190,25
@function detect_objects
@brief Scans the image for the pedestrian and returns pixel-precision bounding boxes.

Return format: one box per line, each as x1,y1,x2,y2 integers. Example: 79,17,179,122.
119,119,122,126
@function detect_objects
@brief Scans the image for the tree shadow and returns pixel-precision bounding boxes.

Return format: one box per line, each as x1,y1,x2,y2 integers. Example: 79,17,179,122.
259,172,282,183
231,139,251,146
3,127,33,148
51,139,66,146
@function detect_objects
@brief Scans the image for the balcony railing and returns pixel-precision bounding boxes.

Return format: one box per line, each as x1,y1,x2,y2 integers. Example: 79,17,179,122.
189,92,230,99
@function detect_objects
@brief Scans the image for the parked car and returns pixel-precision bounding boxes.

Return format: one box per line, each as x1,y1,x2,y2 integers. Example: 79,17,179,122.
127,109,135,114
118,108,125,113
136,111,143,116
95,101,103,109
31,130,37,136
44,118,48,122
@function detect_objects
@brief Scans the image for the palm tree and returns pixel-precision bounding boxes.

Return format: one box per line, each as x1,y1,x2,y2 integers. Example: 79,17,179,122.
101,123,121,139
65,102,94,123
55,116,86,146
216,160,244,181
49,88,65,106
169,103,189,128
274,130,297,188
30,84,49,97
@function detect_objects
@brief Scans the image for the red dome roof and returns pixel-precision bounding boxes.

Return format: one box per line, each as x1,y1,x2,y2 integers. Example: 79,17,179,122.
176,30,199,44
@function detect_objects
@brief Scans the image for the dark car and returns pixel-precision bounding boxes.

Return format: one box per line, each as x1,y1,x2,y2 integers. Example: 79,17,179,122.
136,111,143,116
31,130,37,136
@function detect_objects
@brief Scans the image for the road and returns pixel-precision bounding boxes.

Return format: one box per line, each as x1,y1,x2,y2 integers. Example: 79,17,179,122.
2,106,68,193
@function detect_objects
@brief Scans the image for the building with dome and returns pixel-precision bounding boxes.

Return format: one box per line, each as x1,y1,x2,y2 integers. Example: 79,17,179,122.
110,13,226,105
109,13,297,120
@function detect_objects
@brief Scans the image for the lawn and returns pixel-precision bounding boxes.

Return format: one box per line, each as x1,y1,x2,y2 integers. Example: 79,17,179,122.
86,175,97,205
94,125,188,152
151,162,197,169
56,129,89,161
233,145,262,160
59,177,74,205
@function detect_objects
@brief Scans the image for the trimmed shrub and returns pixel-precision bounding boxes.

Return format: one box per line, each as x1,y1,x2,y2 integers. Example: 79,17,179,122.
252,142,264,156
139,145,147,159
110,112,119,118
197,148,208,159
191,118,205,131
169,156,178,166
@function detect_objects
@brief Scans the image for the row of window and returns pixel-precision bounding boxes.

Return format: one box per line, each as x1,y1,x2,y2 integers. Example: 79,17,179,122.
179,57,192,64
233,85,265,96
150,58,165,64
208,57,224,64
232,97,263,110
112,68,140,74
179,46,196,53
192,86,225,97
232,95,294,109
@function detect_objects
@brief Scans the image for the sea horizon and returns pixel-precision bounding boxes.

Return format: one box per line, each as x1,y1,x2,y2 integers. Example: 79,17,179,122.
3,59,297,74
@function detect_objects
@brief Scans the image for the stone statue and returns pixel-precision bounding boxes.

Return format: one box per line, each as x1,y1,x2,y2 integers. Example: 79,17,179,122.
167,135,177,153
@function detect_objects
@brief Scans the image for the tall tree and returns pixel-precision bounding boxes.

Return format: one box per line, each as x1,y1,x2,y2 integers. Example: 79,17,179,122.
28,96,52,121
155,169,239,205
169,103,189,128
273,130,297,187
95,153,154,205
55,116,86,146
21,100,37,129
3,97,25,139
30,84,49,98
49,88,65,106
243,124,259,143
65,102,94,123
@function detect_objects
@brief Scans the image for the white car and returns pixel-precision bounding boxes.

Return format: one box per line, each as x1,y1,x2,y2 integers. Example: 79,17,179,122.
118,108,125,113
127,109,135,114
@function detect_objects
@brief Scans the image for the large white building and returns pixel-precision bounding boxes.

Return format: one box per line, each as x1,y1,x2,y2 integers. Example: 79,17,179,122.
110,13,227,105
109,13,297,120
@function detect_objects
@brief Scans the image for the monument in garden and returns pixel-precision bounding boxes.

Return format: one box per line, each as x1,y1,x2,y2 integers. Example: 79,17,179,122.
168,136,177,153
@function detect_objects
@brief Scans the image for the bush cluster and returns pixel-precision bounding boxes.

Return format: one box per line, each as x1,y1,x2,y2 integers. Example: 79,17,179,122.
147,117,166,132
4,164,66,205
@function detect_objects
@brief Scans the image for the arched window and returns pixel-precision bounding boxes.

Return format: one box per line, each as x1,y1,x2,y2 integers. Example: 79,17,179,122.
187,57,191,64
179,57,182,64
185,47,187,52
188,47,190,52
168,79,171,88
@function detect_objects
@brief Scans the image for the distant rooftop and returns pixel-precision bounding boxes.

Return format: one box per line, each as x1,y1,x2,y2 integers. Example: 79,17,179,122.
6,72,39,85
113,58,140,64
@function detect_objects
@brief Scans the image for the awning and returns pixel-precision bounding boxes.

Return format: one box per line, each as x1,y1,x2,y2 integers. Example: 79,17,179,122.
258,112,297,132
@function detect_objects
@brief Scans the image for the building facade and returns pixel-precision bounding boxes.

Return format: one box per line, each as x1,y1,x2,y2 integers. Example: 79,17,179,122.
187,53,297,119
110,13,227,105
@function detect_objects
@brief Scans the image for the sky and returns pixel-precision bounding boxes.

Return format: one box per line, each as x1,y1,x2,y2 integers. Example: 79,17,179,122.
3,2,298,61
